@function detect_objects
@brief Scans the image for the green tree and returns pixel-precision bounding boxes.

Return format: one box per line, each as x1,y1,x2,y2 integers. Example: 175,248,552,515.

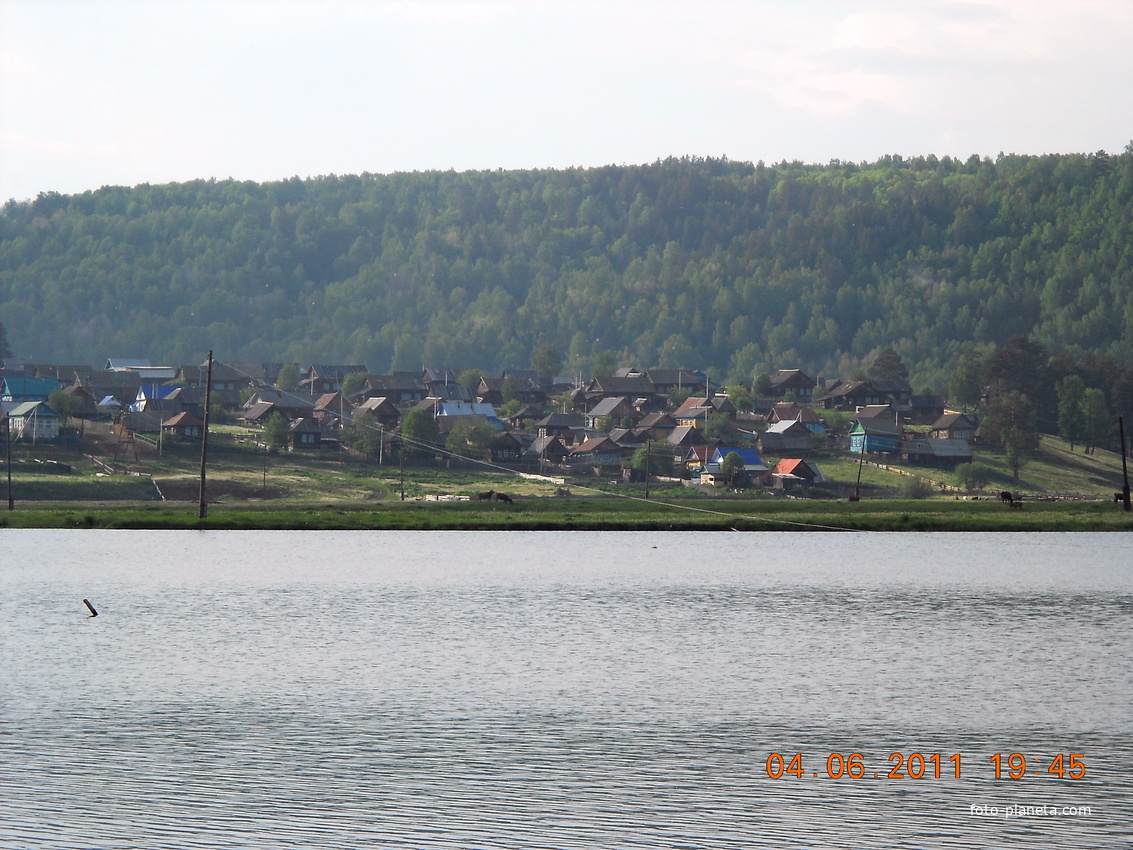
276,363,300,392
592,350,617,378
457,369,482,390
1056,375,1086,450
444,418,494,463
982,390,1040,481
46,390,81,429
720,451,746,485
727,384,754,413
982,335,1055,431
531,344,563,381
899,476,934,499
704,412,737,442
0,320,11,359
870,347,909,382
501,375,518,404
262,411,290,453
400,407,441,460
949,348,985,410
340,371,367,397
956,462,990,492
1080,388,1110,454
752,373,772,397
630,441,675,477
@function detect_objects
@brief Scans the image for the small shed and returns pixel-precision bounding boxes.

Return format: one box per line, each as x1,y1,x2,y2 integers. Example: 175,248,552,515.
161,411,204,439
288,417,323,449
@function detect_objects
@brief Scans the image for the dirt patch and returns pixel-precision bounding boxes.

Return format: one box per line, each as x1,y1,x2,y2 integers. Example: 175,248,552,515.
156,479,284,501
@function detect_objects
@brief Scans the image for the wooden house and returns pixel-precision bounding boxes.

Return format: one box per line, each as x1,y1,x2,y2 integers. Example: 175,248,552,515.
767,369,816,401
302,364,367,396
175,360,249,407
526,435,571,465
899,438,973,466
288,417,323,449
7,401,60,442
241,389,314,422
1,376,62,404
488,431,525,463
757,419,815,455
770,458,825,489
644,369,707,398
708,446,769,476
569,436,623,468
161,411,204,439
849,418,902,454
930,412,980,441
585,396,635,429
365,373,427,406
585,375,660,408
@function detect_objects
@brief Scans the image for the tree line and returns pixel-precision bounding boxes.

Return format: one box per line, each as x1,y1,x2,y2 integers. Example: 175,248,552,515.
2,150,1132,397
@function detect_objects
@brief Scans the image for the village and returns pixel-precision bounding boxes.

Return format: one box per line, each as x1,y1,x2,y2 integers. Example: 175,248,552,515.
1,356,994,500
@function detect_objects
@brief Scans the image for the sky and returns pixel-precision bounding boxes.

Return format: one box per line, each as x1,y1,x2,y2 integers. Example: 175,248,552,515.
2,0,1131,202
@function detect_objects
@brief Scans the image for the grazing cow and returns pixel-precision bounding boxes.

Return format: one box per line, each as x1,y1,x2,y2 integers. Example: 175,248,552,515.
496,492,514,504
1000,490,1014,504
1010,500,1024,510
476,490,495,503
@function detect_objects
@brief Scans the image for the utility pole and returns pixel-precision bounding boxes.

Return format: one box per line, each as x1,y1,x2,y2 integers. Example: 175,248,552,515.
6,417,13,511
1120,416,1131,512
851,435,866,502
645,438,652,499
198,350,213,519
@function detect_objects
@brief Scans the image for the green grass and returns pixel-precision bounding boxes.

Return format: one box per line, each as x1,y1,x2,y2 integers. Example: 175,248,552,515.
4,422,1131,531
2,496,1131,532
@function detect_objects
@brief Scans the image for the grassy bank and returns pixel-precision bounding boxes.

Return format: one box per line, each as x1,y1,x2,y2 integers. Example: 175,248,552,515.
2,421,1130,531
3,495,1131,532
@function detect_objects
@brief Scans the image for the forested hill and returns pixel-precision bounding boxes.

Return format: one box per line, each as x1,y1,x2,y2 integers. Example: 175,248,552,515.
2,152,1132,389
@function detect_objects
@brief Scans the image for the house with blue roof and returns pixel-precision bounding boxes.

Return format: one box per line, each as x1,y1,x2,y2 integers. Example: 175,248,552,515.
703,446,770,486
1,376,62,404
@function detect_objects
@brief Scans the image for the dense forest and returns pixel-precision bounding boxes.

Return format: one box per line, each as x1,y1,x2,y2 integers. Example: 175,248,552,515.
2,151,1132,392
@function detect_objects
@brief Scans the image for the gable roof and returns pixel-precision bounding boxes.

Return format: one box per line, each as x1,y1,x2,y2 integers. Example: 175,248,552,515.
710,446,767,471
588,396,632,417
764,419,812,435
570,436,620,455
163,411,204,428
2,376,63,400
769,369,814,388
9,400,59,418
588,375,656,396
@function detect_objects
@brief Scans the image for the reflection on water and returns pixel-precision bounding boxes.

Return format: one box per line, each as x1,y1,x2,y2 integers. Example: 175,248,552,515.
2,530,1131,848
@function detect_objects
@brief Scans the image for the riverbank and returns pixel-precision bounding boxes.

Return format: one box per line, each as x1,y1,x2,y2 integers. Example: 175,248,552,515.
2,496,1130,532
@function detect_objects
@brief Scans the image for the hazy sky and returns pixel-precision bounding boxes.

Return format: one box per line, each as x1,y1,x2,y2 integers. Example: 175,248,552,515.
2,0,1131,202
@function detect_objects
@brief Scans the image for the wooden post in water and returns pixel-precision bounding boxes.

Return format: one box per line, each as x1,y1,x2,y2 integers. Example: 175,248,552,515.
83,598,98,617
1120,416,1131,513
198,350,213,519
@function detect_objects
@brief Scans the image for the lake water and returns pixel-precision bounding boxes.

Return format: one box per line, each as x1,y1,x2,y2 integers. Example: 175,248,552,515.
2,530,1131,848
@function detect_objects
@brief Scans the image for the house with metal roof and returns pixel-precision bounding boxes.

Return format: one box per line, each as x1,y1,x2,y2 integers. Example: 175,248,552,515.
757,419,815,455
7,401,60,442
585,396,635,429
1,376,62,404
770,458,826,489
